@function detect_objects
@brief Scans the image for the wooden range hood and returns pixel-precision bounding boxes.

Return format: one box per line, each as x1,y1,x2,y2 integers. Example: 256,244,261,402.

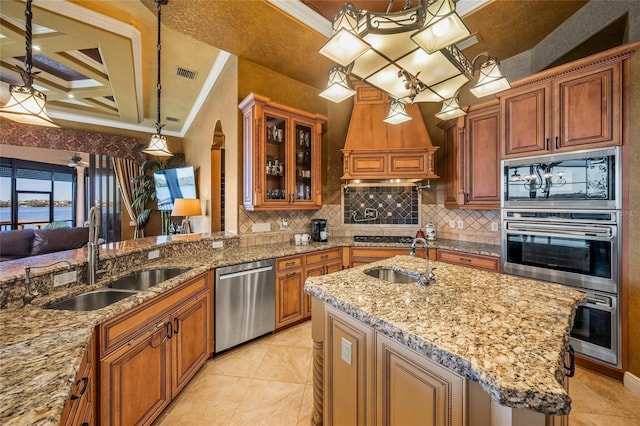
341,82,439,181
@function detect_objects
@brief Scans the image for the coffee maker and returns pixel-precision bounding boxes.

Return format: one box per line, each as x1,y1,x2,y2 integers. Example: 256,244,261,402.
311,219,328,242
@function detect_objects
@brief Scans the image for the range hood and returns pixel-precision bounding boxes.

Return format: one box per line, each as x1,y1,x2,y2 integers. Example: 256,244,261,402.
341,82,439,182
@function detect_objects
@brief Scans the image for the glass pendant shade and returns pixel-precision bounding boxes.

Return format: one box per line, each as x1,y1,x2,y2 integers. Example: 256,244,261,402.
319,27,370,67
383,100,412,125
435,96,466,120
143,133,173,157
0,85,58,127
319,66,356,103
411,0,470,54
470,59,511,97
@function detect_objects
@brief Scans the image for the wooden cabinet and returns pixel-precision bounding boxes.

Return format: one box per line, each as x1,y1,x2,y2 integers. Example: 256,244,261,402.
239,93,327,211
99,272,211,426
376,333,465,426
61,333,96,426
349,247,430,268
304,248,343,317
502,59,624,158
437,249,501,273
276,255,305,329
442,101,501,210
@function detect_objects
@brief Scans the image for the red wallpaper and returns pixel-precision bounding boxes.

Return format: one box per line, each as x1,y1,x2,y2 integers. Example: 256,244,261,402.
0,121,145,163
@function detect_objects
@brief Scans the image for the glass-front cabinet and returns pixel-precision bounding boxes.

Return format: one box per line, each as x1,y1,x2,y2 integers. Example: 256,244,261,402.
240,93,326,211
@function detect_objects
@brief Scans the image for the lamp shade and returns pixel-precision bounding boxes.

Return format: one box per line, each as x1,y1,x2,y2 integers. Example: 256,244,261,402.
435,96,466,120
143,133,173,157
470,58,511,97
319,65,356,103
319,27,370,67
383,100,412,125
171,198,202,217
0,85,59,127
411,0,470,54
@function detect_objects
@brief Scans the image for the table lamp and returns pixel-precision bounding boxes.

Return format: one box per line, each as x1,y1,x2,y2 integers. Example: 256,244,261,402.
171,198,201,234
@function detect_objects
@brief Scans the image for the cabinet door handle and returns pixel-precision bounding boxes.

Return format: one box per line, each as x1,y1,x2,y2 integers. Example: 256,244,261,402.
166,321,173,339
286,272,297,278
173,317,180,335
555,136,559,150
545,138,549,150
70,377,89,400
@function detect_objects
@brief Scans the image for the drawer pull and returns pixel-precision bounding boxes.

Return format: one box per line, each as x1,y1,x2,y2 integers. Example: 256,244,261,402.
71,377,89,400
459,258,472,262
285,261,296,267
321,255,328,260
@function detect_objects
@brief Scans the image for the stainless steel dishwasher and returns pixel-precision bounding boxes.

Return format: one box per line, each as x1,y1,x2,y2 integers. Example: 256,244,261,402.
214,259,275,352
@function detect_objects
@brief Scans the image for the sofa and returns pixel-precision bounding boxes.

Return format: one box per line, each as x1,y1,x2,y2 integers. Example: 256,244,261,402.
0,227,90,262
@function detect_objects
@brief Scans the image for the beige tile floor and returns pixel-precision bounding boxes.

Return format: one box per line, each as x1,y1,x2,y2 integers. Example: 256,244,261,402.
154,320,640,425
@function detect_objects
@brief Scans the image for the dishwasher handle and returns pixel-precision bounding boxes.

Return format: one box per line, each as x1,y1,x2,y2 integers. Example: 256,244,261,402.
218,265,274,281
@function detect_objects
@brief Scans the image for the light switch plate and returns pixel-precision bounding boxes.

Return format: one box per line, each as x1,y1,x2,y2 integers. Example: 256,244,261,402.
457,220,464,229
491,222,499,232
448,220,456,229
148,249,160,260
341,337,352,365
54,270,76,287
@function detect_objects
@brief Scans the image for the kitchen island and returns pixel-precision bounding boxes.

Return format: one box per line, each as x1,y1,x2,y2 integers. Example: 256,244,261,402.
304,255,585,425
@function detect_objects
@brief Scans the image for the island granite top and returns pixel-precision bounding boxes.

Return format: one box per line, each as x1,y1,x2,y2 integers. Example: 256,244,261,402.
304,255,586,416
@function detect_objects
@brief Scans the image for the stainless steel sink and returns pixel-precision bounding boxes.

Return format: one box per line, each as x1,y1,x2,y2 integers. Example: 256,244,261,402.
364,267,419,284
107,268,189,291
46,288,137,311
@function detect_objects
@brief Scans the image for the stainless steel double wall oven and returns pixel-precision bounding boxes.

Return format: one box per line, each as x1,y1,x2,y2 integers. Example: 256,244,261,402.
501,147,621,367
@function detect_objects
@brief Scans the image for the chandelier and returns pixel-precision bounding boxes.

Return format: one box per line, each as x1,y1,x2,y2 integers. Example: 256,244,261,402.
143,0,173,157
318,0,511,123
0,0,58,127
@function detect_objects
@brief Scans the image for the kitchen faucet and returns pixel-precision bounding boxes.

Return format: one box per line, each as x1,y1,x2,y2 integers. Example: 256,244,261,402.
23,260,72,305
88,206,104,285
410,237,436,287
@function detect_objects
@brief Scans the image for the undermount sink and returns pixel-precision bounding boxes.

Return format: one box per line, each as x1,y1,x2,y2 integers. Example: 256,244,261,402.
107,268,190,291
46,288,137,311
364,267,419,284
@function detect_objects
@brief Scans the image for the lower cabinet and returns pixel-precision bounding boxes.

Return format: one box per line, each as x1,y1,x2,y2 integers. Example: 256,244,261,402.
276,248,343,328
349,247,431,268
61,333,96,426
98,272,211,426
437,249,501,273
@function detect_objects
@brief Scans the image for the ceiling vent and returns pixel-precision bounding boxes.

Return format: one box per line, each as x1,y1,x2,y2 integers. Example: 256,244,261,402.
176,66,197,80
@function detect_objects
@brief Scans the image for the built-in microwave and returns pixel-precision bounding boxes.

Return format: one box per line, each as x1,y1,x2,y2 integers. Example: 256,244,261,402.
502,147,620,209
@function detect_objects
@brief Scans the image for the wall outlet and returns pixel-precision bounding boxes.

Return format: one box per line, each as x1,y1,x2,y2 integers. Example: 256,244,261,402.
457,220,464,229
53,270,76,287
252,222,271,233
491,222,499,232
341,337,352,365
148,249,160,260
448,220,456,229
211,240,224,249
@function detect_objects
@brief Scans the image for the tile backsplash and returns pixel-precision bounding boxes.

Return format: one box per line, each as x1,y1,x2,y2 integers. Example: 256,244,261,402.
238,184,501,246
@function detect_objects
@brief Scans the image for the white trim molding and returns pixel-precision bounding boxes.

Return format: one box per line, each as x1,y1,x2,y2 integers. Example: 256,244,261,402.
624,371,640,397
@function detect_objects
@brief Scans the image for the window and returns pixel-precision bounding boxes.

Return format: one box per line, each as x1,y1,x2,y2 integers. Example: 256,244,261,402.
0,158,76,230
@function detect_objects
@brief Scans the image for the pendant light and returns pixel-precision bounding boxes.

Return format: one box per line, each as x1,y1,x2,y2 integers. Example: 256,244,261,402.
0,0,58,127
143,0,173,158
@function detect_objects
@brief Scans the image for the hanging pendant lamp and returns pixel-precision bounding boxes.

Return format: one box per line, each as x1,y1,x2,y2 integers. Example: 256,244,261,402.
143,0,173,158
0,0,58,127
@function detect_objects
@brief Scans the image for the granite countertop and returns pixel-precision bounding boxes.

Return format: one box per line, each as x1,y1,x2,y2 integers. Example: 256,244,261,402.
304,255,586,416
0,235,501,424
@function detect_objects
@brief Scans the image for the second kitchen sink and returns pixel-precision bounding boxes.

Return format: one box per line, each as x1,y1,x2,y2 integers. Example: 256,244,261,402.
364,267,419,284
107,268,190,291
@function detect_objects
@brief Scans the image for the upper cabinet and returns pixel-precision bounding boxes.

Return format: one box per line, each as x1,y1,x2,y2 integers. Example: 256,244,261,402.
239,93,327,211
500,45,638,158
441,101,501,210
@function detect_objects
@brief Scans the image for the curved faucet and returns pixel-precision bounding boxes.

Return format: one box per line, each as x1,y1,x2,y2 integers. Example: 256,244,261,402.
410,237,436,287
24,260,72,305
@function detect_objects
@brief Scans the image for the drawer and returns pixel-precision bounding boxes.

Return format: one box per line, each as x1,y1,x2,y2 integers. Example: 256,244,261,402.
277,255,304,271
98,275,209,358
305,248,342,266
437,250,500,272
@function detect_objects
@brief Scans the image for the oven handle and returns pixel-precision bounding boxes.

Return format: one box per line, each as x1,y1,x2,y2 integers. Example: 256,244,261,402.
506,222,613,238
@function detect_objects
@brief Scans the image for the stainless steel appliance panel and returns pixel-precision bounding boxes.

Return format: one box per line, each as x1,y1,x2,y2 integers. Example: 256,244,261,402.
570,290,620,368
215,259,275,353
502,147,620,209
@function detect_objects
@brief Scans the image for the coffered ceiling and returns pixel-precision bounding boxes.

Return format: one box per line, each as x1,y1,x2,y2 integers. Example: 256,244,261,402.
0,0,607,139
